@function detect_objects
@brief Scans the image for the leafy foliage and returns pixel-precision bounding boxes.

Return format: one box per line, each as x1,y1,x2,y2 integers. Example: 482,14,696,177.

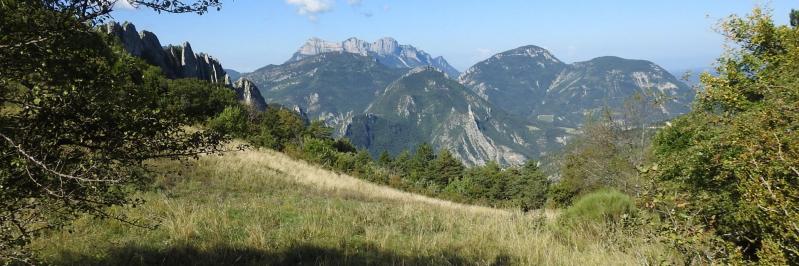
442,160,550,210
163,79,237,122
645,8,799,264
0,0,226,260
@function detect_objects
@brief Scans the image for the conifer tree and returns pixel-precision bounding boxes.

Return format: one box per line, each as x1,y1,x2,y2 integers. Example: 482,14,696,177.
431,149,464,186
378,150,393,166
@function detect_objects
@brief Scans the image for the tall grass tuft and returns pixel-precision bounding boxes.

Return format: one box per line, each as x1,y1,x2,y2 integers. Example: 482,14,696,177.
559,189,636,228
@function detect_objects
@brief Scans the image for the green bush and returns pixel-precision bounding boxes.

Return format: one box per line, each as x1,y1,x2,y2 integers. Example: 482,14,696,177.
645,8,799,263
164,78,237,122
559,189,635,227
302,137,338,167
207,106,249,137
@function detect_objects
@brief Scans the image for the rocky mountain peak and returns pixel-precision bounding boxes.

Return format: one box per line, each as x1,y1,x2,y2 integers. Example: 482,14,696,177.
232,78,267,111
372,37,400,54
351,65,537,166
496,45,562,64
288,37,460,78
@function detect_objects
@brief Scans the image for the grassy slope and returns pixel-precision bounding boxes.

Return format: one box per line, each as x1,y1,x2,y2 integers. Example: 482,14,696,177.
30,147,674,265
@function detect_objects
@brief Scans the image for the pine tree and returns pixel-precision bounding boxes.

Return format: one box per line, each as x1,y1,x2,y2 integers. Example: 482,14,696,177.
431,149,464,186
378,150,392,166
392,150,412,177
512,161,549,211
355,149,372,166
409,143,435,183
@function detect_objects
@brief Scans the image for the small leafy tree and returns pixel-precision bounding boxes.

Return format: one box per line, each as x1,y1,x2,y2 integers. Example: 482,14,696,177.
551,109,641,205
0,0,226,260
208,105,250,137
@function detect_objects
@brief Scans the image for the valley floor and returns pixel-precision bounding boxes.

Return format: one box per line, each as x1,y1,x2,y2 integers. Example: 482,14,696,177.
31,147,675,265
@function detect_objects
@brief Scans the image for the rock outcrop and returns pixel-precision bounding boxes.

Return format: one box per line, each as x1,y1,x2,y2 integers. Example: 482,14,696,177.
105,22,226,84
231,78,267,111
105,22,267,111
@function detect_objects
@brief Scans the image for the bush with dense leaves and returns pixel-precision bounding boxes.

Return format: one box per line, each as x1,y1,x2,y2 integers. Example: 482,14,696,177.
164,79,237,122
645,8,799,264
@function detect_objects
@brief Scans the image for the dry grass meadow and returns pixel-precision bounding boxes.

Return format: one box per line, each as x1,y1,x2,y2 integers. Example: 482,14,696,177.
29,147,679,265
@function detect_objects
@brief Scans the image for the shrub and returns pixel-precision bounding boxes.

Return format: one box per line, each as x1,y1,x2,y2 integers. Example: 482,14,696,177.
302,137,337,167
164,78,237,122
645,8,799,263
208,106,249,137
559,189,636,228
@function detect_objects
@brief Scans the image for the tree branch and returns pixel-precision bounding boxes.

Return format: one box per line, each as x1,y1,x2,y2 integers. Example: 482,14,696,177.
1,133,120,183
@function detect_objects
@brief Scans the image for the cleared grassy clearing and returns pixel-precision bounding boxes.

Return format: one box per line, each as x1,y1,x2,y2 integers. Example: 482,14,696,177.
30,148,676,265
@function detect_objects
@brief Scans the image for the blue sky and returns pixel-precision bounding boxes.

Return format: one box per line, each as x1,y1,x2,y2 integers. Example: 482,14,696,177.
111,0,796,73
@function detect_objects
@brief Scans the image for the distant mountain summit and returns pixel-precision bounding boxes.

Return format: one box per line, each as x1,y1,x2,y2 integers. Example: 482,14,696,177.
288,37,460,78
460,46,693,128
459,45,567,117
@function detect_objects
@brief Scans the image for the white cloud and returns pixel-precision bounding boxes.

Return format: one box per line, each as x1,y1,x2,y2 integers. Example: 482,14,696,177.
285,0,333,21
113,0,136,10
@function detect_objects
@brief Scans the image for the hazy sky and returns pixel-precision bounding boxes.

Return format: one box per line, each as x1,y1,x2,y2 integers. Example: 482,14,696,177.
111,0,796,72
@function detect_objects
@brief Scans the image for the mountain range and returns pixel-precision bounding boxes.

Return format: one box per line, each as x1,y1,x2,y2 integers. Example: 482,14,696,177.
459,46,693,128
288,37,460,78
107,22,694,165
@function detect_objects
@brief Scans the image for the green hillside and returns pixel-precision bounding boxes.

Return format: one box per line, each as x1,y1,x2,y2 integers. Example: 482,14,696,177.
30,147,676,265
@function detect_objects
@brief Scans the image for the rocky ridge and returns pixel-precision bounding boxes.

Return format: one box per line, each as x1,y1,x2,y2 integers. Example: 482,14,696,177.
106,22,266,111
288,37,460,78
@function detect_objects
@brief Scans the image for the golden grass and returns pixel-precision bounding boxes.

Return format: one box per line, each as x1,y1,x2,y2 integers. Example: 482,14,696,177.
29,147,679,265
240,148,508,216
